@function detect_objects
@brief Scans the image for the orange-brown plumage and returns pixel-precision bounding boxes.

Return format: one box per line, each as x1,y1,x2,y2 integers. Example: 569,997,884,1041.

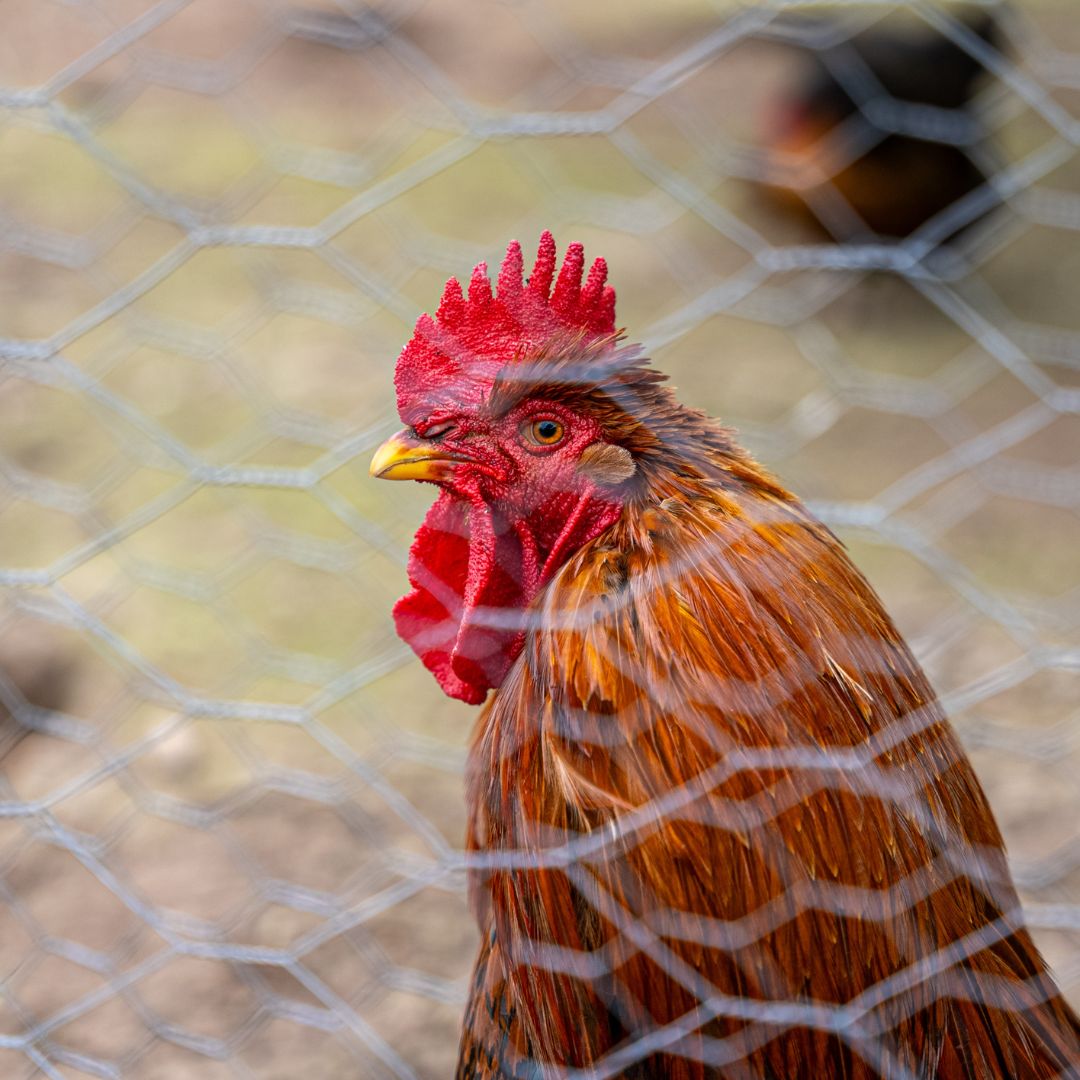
373,235,1080,1078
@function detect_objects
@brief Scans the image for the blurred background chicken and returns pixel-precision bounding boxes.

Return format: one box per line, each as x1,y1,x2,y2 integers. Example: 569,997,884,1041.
372,234,1080,1078
759,7,1005,243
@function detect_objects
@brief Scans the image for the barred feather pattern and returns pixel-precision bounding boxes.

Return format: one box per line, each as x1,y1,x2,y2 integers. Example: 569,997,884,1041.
457,444,1080,1078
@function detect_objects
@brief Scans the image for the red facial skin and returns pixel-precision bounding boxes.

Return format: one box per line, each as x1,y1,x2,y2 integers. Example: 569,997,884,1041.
392,397,625,704
385,231,625,704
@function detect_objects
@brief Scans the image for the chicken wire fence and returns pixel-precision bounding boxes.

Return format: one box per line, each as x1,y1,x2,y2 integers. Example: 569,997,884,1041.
1,0,1078,1077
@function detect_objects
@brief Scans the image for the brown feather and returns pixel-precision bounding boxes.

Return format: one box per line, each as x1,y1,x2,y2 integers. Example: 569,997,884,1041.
460,388,1080,1077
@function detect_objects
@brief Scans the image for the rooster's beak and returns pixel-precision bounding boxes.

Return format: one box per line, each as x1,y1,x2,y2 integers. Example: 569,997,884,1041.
370,431,461,482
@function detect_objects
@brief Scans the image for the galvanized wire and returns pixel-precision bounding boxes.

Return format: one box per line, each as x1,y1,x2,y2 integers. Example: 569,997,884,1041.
0,1,1078,1077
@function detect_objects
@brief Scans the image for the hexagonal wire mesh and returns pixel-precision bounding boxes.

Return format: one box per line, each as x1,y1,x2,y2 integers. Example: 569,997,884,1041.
1,0,1079,1077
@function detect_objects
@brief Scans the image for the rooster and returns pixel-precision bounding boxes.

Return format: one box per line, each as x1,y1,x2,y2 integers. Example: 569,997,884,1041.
759,9,1002,242
371,233,1080,1077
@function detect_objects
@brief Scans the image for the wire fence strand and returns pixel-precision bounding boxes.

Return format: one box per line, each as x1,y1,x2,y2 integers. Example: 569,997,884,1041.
1,1,1078,1077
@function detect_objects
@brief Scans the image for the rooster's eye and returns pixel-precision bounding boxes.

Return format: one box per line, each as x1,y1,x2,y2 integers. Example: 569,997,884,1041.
523,418,565,447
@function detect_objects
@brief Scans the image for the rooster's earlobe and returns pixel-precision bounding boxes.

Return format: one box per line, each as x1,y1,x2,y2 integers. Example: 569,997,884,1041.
577,442,636,486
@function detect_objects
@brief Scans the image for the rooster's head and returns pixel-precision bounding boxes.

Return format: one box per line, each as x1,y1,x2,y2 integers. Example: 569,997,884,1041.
371,232,652,704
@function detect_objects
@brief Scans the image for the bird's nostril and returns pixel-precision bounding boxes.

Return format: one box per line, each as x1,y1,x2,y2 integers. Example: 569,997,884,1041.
418,421,455,440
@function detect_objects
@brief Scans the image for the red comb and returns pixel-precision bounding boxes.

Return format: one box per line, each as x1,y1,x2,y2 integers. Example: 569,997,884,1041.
393,231,616,423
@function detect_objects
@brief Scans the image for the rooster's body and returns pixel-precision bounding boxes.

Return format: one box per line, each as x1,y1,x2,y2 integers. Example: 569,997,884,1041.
372,234,1080,1078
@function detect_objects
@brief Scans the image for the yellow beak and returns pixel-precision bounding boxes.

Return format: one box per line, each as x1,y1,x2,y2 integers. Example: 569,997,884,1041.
369,431,461,482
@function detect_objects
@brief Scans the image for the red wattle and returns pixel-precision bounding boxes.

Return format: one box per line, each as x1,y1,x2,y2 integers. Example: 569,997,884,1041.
392,488,623,704
392,491,528,704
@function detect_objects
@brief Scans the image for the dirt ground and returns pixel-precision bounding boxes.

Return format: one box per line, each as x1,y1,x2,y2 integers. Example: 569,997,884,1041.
1,2,1079,1077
